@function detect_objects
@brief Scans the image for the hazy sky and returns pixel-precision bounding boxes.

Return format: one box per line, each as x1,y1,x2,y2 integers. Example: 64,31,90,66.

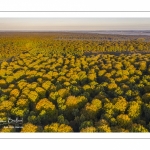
0,18,150,31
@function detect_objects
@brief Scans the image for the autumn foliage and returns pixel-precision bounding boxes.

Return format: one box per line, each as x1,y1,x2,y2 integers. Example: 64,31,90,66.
1,32,150,132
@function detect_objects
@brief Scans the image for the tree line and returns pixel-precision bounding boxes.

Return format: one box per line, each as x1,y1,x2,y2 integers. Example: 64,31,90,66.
1,32,150,62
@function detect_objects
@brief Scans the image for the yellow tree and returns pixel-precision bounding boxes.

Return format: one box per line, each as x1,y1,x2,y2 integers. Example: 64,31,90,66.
96,119,111,132
82,99,102,120
28,91,39,103
127,101,141,121
116,114,132,129
10,89,20,98
35,87,46,99
80,127,96,132
0,100,14,117
102,102,115,121
130,124,148,132
21,123,41,132
113,96,128,114
58,88,70,99
65,96,78,109
65,96,79,120
44,123,73,132
36,98,57,124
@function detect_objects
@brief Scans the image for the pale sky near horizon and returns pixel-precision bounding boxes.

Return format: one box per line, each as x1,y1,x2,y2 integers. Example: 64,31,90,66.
0,18,150,31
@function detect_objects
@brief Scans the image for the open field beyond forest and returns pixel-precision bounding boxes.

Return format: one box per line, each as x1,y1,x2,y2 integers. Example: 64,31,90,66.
0,32,150,132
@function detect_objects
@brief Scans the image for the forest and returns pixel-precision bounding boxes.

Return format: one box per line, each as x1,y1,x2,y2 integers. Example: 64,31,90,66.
0,32,150,132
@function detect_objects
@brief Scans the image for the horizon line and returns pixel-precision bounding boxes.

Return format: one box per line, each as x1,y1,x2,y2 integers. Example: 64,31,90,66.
0,29,150,32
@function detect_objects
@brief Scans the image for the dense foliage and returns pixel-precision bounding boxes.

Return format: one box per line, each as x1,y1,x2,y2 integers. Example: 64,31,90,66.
1,32,150,62
0,32,150,132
